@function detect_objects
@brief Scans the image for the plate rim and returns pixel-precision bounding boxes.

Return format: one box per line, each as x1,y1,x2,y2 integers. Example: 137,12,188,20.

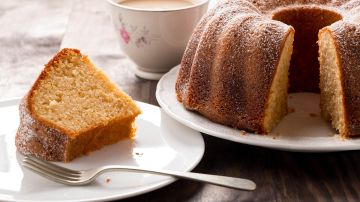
156,65,360,152
0,98,205,202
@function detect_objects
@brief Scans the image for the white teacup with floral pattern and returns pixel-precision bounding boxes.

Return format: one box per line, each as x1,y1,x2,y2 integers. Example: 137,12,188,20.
107,0,209,80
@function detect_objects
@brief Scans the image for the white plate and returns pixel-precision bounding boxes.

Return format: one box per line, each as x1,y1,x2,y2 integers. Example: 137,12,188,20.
156,65,360,152
0,99,204,202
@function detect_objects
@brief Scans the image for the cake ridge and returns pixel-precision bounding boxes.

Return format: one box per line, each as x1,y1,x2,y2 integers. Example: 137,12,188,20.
176,0,360,136
325,21,360,136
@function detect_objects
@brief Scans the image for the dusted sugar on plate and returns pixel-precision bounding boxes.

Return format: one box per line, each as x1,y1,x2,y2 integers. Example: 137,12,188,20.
16,48,141,162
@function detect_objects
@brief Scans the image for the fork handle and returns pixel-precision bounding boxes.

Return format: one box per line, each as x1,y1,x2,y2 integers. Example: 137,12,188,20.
99,166,256,191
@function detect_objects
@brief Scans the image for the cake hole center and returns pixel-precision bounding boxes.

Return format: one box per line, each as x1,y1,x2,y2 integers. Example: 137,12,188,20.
272,7,342,93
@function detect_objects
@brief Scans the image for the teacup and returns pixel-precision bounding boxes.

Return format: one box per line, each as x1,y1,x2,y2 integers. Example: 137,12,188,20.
107,0,209,80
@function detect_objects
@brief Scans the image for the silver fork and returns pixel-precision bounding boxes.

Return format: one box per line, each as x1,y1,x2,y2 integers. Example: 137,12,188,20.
22,155,256,190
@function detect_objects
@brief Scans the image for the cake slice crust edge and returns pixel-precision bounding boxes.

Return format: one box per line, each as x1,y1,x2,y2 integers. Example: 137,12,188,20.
318,28,348,137
263,29,294,133
16,48,141,162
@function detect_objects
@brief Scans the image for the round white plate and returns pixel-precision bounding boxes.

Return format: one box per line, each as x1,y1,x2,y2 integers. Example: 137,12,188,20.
156,65,360,152
0,99,204,202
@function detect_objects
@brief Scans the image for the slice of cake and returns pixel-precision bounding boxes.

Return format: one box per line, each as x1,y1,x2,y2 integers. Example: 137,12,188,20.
16,48,141,162
318,29,348,137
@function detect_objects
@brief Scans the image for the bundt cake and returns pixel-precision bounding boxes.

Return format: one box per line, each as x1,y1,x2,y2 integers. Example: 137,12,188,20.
16,48,141,162
176,0,360,137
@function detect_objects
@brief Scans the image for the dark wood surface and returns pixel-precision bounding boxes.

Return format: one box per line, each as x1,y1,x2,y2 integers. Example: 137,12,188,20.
2,0,360,201
139,136,360,201
119,79,360,202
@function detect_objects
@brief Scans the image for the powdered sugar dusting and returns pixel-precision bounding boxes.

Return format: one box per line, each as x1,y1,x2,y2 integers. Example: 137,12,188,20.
327,19,360,135
16,95,68,161
176,0,360,134
248,0,349,13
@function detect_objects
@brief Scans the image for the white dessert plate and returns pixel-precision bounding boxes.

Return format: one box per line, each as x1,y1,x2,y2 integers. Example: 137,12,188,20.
156,65,360,152
0,99,204,202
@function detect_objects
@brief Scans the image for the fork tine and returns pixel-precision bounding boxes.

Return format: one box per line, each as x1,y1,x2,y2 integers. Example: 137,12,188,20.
23,158,80,179
23,159,81,181
25,155,81,174
22,162,78,185
24,156,81,176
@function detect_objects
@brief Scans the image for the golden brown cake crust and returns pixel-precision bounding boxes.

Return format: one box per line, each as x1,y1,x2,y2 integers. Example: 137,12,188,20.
176,1,294,133
175,0,360,134
326,22,360,136
16,48,140,162
16,95,69,161
16,49,81,161
27,48,81,137
16,95,137,161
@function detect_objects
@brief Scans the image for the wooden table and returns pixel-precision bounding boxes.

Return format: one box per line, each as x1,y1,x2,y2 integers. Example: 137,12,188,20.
1,0,360,201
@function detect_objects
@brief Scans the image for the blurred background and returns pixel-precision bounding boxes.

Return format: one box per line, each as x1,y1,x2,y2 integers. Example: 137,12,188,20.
0,0,216,100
